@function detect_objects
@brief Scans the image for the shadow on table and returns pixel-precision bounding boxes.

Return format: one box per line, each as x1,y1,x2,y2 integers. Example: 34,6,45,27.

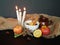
0,29,60,45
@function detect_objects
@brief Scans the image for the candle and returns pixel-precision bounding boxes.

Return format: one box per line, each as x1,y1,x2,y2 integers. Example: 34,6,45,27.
19,9,22,24
15,6,20,24
15,6,19,23
22,7,26,26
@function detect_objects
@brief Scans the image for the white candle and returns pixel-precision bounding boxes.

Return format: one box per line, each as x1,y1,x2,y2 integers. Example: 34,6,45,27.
15,6,20,24
19,9,22,24
22,7,26,26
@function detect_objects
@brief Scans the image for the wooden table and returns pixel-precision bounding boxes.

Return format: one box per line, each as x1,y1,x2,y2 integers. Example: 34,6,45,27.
0,29,60,45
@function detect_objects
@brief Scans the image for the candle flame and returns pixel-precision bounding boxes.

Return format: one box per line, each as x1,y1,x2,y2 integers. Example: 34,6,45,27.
19,9,21,12
15,6,18,10
23,7,26,11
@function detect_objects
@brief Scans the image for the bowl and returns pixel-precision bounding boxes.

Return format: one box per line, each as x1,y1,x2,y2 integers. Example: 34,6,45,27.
24,20,40,32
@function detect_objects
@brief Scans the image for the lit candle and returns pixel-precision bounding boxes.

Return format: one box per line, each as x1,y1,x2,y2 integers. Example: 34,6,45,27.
15,6,20,24
19,9,22,24
22,7,26,26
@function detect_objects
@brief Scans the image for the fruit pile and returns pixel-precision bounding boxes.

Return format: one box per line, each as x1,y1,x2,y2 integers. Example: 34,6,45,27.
39,15,53,27
13,15,53,38
33,15,53,38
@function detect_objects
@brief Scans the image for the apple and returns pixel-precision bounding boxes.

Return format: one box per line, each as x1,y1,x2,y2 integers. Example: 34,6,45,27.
41,26,50,35
13,25,23,34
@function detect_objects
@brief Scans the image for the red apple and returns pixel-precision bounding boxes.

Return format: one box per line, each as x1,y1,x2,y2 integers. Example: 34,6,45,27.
41,26,50,35
13,25,23,34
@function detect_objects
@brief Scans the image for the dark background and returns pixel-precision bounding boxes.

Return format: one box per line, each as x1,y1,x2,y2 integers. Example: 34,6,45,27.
0,0,60,18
